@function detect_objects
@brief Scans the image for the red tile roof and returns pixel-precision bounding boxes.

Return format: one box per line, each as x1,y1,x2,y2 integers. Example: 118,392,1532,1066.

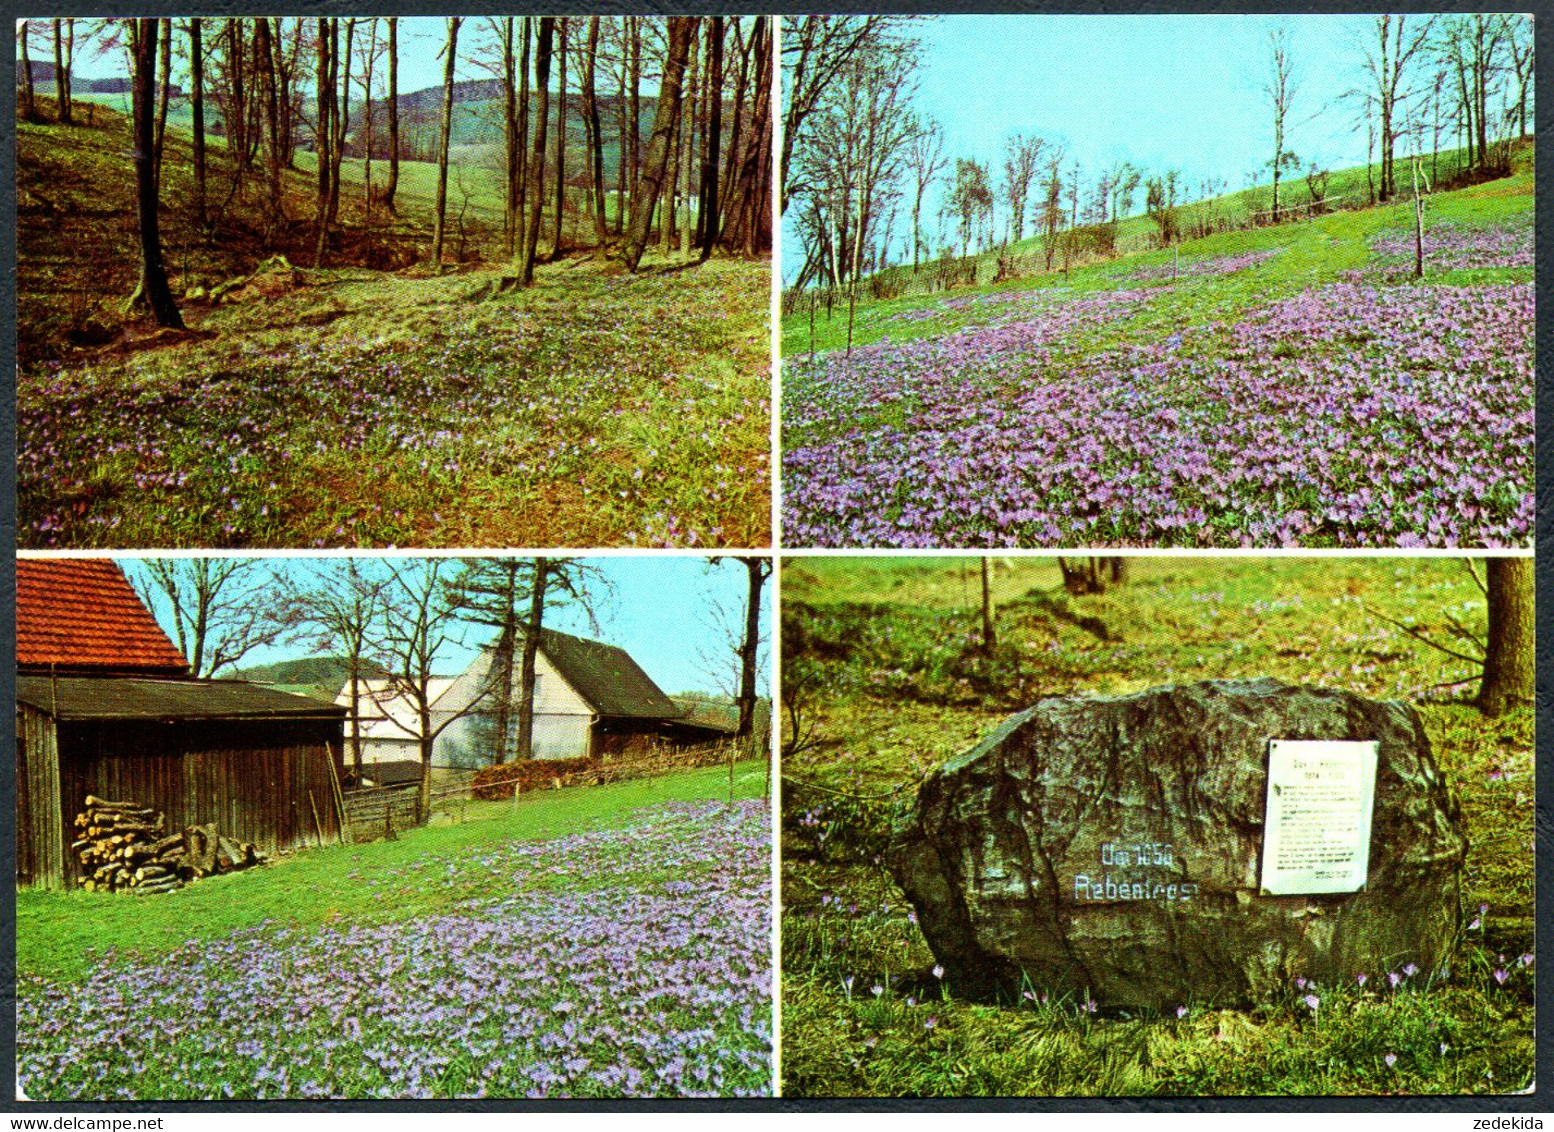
17,560,189,676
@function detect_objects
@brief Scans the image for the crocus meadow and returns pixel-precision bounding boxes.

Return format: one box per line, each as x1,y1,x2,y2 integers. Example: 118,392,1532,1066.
18,800,772,1100
18,263,770,549
783,228,1531,548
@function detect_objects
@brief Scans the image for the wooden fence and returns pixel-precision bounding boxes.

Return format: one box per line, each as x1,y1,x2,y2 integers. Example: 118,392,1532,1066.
340,784,421,843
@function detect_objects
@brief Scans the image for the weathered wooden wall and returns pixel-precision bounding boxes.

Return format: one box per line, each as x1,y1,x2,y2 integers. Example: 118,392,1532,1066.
16,705,65,890
341,786,421,844
49,719,344,886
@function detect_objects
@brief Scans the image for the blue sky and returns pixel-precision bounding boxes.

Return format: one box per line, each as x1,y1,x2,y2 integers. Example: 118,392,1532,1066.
784,13,1439,275
120,555,768,698
911,14,1382,195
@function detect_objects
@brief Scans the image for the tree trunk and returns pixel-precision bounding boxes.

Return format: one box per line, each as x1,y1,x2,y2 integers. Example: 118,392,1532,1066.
737,558,768,738
430,17,460,272
52,20,70,124
584,18,609,246
628,18,641,219
679,27,699,257
619,18,697,272
1477,558,1533,717
546,18,567,260
362,19,376,219
501,18,519,256
130,19,183,329
510,18,529,248
348,661,363,778
313,20,334,266
20,22,36,121
517,17,553,285
698,17,723,260
515,559,550,760
980,558,996,656
190,19,205,226
384,18,399,211
330,18,354,233
153,18,172,195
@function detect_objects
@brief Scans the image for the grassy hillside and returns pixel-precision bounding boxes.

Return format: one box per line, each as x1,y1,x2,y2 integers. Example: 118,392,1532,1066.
17,98,770,549
850,141,1499,305
781,144,1531,549
779,558,1532,1096
18,763,770,1098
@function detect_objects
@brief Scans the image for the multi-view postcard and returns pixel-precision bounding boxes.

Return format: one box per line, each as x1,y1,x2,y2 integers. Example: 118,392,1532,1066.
16,15,773,550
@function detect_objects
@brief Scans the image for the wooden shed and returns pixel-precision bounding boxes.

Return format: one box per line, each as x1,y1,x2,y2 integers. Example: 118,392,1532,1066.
15,560,348,889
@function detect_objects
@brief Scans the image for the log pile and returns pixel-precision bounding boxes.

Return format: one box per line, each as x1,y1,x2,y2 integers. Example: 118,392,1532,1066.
72,795,264,894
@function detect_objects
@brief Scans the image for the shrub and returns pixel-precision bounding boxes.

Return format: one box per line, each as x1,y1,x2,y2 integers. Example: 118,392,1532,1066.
471,756,599,800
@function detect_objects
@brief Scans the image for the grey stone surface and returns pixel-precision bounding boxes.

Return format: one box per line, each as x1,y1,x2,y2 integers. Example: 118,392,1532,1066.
888,678,1466,1010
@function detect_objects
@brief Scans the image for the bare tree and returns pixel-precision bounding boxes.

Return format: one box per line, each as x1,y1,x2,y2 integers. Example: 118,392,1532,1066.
188,18,205,225
1264,27,1299,223
582,17,609,246
949,159,993,260
551,18,568,259
372,559,485,816
281,560,387,779
52,20,72,124
619,17,698,272
513,558,607,761
20,21,37,121
1357,15,1436,201
1001,132,1044,245
518,17,554,284
904,118,946,271
781,16,917,214
430,17,461,272
130,559,287,678
384,17,399,212
735,557,771,737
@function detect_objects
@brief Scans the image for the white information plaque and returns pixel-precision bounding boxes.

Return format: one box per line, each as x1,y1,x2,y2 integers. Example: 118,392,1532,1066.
1260,739,1379,896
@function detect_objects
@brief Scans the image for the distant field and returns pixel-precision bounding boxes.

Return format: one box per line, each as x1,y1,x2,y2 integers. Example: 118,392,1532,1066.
781,144,1533,550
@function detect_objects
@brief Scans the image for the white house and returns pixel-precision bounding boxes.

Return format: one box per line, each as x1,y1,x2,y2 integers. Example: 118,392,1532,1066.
336,627,731,772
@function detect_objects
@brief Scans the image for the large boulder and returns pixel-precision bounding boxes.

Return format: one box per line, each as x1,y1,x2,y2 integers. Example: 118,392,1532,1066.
888,678,1466,1010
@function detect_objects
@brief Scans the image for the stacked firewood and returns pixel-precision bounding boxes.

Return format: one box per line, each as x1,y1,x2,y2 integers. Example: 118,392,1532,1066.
71,795,264,894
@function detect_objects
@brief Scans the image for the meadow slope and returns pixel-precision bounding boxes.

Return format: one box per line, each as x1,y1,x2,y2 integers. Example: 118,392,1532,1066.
18,765,773,1099
17,101,770,549
781,151,1532,549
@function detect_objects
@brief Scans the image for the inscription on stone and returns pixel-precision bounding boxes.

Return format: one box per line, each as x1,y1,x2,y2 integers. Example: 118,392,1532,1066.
1074,840,1198,903
1260,739,1378,896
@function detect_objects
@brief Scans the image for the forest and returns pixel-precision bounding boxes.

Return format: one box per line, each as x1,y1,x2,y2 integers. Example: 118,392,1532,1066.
780,15,1533,550
18,16,773,549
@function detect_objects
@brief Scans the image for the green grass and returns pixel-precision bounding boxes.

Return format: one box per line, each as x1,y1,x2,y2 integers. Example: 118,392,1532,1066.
19,760,767,986
779,558,1533,1096
784,142,1532,359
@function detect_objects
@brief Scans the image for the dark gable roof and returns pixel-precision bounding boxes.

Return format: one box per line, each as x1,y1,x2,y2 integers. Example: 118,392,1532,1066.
17,676,349,723
358,760,423,788
17,560,189,676
537,627,679,720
